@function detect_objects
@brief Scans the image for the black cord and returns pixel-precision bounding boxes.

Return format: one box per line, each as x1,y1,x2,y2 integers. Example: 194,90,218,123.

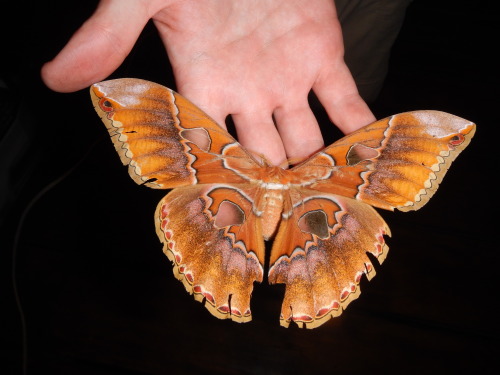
11,137,103,374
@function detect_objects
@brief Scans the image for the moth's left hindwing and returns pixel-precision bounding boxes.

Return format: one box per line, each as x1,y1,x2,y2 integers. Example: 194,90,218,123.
155,184,265,322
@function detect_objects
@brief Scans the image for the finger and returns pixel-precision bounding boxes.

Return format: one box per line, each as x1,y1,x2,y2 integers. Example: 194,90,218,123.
314,61,376,134
41,0,151,92
174,86,231,132
273,102,324,162
232,111,287,167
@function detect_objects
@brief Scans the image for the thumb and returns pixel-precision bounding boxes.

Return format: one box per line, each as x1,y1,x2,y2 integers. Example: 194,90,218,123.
41,0,151,92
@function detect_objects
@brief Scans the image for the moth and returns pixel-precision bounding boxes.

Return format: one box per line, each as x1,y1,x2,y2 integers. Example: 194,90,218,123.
91,78,475,328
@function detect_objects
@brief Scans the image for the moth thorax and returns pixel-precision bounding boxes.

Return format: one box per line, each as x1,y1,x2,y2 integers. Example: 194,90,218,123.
261,189,284,240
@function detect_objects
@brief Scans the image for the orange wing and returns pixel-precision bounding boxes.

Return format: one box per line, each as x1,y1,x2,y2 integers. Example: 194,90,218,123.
269,190,390,328
155,183,265,322
290,111,475,211
91,78,263,188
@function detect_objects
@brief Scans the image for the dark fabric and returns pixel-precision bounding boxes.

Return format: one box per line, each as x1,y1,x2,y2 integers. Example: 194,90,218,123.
2,1,497,374
336,0,414,102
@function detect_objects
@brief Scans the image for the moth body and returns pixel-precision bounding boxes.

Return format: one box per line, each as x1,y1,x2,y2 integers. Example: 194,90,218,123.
256,166,292,240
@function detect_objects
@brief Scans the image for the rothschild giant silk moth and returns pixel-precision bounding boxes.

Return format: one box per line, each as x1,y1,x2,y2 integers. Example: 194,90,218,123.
91,78,475,328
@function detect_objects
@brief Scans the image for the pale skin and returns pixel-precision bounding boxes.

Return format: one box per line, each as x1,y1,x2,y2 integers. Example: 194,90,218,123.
41,0,376,166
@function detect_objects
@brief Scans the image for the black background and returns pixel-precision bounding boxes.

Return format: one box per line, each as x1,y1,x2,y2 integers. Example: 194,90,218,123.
1,1,498,374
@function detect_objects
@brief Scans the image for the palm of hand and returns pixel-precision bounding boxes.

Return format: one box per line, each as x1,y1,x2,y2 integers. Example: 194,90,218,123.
42,0,375,164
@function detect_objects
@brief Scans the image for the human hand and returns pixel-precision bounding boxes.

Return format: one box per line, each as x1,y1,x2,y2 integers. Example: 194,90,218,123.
41,0,376,166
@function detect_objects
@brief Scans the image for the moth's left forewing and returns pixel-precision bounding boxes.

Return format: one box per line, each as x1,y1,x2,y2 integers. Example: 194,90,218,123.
91,78,262,189
91,79,194,187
